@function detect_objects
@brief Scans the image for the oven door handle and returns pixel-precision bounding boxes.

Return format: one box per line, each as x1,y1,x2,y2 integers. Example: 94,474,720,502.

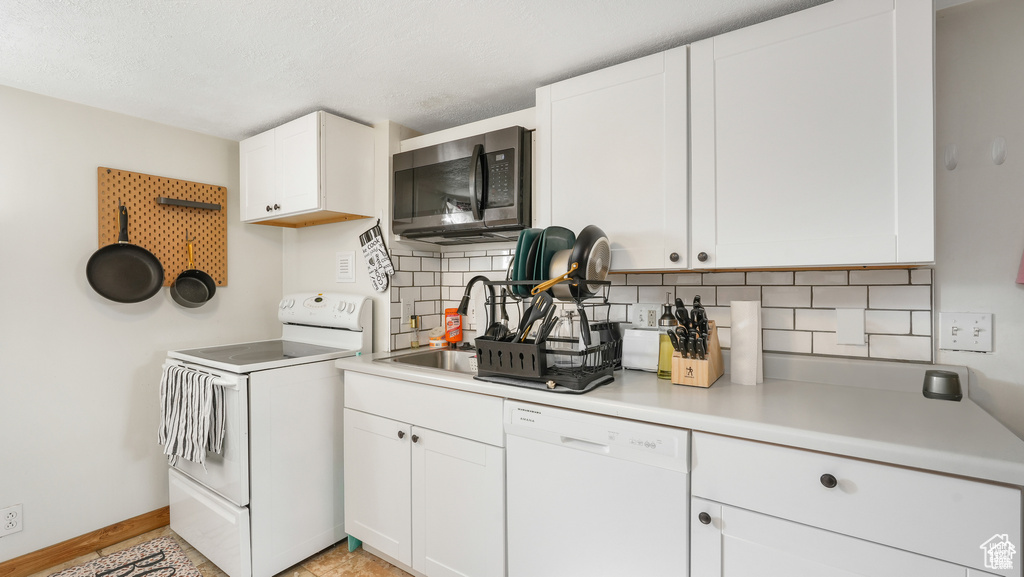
162,361,244,390
469,143,487,221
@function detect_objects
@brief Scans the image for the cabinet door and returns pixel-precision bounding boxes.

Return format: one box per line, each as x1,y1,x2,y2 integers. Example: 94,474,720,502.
691,0,934,268
537,46,688,271
275,111,321,216
691,498,970,577
343,408,412,566
411,427,504,577
239,129,276,222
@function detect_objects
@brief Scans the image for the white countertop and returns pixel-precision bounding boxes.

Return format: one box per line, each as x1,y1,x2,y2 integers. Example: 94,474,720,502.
336,351,1024,487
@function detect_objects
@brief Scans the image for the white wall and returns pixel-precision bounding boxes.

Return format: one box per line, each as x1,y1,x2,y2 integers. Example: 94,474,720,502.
0,86,284,561
282,121,415,354
934,0,1024,438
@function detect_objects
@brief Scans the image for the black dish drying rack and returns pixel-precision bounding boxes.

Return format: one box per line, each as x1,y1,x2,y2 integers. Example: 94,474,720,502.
473,279,622,391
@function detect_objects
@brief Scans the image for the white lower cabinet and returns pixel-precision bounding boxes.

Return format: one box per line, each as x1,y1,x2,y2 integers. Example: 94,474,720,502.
343,372,505,577
412,425,505,577
691,432,1020,577
343,409,412,564
691,498,977,576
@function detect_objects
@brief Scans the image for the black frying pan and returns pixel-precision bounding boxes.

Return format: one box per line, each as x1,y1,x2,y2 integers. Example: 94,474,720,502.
568,224,611,299
86,205,164,303
170,236,216,308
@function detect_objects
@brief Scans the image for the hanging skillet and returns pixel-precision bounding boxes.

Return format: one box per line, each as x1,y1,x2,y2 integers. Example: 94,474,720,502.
170,233,216,308
87,204,164,303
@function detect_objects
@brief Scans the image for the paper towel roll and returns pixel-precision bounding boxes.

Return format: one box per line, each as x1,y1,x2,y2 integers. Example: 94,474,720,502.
730,301,763,386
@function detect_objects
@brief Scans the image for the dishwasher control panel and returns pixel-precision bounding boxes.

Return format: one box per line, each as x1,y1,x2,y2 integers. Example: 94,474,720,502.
505,401,690,472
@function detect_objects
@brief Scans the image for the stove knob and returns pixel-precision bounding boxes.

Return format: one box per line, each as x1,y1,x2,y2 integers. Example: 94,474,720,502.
346,302,355,313
336,302,345,312
287,299,295,308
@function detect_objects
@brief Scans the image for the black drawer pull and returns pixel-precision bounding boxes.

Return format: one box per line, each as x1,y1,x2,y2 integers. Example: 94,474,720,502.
698,512,712,525
820,473,838,489
397,430,405,439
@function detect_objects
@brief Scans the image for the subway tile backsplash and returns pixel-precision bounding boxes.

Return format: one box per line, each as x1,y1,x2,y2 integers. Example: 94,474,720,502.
388,248,934,363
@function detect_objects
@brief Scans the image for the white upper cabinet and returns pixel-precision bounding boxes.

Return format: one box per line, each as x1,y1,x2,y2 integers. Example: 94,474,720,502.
240,110,375,228
690,0,935,268
536,46,688,271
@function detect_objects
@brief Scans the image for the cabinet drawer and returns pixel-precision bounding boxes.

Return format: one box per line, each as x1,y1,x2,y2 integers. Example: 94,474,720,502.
344,372,505,447
692,432,1021,575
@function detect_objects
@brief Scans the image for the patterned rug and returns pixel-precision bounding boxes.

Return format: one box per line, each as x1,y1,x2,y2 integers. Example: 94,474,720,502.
50,536,201,577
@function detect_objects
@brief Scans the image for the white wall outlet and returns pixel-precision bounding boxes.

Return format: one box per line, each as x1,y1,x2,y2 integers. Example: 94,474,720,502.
0,504,23,537
400,299,414,326
634,303,661,328
938,312,993,352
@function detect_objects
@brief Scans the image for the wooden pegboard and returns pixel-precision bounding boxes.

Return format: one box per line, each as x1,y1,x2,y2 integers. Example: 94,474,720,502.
97,167,228,287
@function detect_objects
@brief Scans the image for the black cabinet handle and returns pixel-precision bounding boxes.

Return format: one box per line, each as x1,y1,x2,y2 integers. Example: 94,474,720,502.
669,252,680,263
273,203,281,210
397,430,405,439
820,473,838,489
698,512,712,525
697,252,709,263
412,434,420,443
266,205,273,212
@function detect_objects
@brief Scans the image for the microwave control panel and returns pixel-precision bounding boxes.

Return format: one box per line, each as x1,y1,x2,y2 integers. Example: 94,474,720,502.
487,148,515,208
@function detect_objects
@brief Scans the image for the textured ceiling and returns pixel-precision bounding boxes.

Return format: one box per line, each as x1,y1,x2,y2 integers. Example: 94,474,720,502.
0,0,841,140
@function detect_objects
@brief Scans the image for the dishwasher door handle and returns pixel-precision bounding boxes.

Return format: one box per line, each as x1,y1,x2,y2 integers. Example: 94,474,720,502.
559,436,611,454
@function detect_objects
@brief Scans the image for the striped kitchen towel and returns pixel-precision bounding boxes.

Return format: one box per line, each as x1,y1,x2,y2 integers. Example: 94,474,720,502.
158,365,225,468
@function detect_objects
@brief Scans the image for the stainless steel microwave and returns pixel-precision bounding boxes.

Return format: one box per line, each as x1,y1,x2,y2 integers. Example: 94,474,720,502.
392,126,531,244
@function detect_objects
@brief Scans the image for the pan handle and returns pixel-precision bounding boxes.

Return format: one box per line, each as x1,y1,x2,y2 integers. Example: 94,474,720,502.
117,205,130,243
187,240,196,269
578,305,591,347
531,262,579,295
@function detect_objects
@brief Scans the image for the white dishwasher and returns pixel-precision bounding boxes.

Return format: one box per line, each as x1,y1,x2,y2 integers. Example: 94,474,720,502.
505,400,690,577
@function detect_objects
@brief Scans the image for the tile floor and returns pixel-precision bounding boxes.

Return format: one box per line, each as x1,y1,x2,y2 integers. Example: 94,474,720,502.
28,526,411,577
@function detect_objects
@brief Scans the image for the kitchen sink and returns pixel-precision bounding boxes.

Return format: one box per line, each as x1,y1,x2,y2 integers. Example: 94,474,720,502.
377,348,477,375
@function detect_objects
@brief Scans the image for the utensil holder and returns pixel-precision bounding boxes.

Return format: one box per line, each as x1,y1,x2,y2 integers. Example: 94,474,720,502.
670,320,724,388
475,335,621,391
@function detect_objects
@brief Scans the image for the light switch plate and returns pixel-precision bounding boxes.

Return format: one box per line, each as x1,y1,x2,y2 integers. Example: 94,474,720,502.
399,298,414,327
938,312,993,352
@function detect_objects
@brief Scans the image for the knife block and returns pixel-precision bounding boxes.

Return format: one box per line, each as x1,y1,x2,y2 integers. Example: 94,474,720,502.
671,320,724,388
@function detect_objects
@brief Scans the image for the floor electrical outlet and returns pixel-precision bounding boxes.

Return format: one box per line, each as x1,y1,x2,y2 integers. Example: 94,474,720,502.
0,504,22,537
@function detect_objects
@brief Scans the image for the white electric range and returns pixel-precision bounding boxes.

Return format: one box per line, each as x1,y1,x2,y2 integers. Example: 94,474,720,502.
165,292,371,577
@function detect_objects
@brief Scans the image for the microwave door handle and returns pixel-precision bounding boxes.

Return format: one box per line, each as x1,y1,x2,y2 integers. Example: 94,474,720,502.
469,144,487,221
